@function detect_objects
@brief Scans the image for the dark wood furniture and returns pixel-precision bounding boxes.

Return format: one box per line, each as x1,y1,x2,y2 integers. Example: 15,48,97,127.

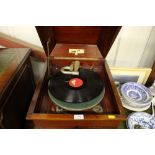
146,60,155,86
0,48,35,128
26,26,126,129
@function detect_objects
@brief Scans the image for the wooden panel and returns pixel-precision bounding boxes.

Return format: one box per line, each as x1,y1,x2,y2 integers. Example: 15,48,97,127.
50,44,103,60
53,26,102,44
27,61,47,115
104,61,125,115
97,26,121,58
26,114,126,129
36,26,121,58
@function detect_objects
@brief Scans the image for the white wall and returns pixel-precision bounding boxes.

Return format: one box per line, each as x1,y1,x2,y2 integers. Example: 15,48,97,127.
106,26,154,68
0,26,43,50
138,27,155,68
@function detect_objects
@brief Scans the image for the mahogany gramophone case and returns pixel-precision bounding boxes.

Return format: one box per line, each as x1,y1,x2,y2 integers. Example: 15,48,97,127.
26,26,126,128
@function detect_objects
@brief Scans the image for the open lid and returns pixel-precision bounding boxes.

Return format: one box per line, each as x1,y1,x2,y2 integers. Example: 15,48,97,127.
36,26,121,58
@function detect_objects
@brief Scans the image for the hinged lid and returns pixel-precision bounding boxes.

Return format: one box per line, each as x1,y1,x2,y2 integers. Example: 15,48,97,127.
36,26,121,58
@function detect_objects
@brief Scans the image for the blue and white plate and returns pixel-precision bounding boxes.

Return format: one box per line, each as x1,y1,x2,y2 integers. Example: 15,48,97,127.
121,82,152,105
127,112,155,129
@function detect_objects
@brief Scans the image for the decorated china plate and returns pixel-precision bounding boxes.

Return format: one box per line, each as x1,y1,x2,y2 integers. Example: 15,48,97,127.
127,112,155,129
121,82,152,104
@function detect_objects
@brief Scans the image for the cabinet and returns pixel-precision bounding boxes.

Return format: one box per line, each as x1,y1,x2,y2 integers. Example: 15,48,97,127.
0,48,35,128
26,26,126,129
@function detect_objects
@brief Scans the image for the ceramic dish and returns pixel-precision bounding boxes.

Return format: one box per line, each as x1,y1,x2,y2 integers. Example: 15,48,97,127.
127,112,155,129
122,97,151,108
121,82,152,107
122,99,151,111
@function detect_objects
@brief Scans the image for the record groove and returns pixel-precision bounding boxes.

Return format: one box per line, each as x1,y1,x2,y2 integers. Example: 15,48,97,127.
48,68,105,104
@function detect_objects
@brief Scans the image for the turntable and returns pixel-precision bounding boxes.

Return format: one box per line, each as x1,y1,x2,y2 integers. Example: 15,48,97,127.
26,26,126,128
48,60,105,111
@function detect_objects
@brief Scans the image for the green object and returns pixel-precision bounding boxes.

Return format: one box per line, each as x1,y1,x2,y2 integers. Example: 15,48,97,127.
48,89,105,111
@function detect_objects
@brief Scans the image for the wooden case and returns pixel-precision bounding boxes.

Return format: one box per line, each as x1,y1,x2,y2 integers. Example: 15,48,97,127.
26,26,126,128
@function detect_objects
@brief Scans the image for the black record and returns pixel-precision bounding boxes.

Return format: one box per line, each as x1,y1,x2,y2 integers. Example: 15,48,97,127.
48,68,104,103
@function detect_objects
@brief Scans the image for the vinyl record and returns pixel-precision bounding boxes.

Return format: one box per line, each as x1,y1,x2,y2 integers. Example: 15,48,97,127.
48,68,105,103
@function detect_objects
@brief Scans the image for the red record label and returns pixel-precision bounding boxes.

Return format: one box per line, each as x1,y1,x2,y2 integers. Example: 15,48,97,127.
69,78,83,88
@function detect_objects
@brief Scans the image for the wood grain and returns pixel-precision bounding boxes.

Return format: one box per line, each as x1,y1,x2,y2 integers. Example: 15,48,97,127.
0,48,30,92
0,48,35,128
53,26,102,44
36,26,121,58
50,44,103,60
26,113,126,129
146,60,155,86
97,26,121,58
